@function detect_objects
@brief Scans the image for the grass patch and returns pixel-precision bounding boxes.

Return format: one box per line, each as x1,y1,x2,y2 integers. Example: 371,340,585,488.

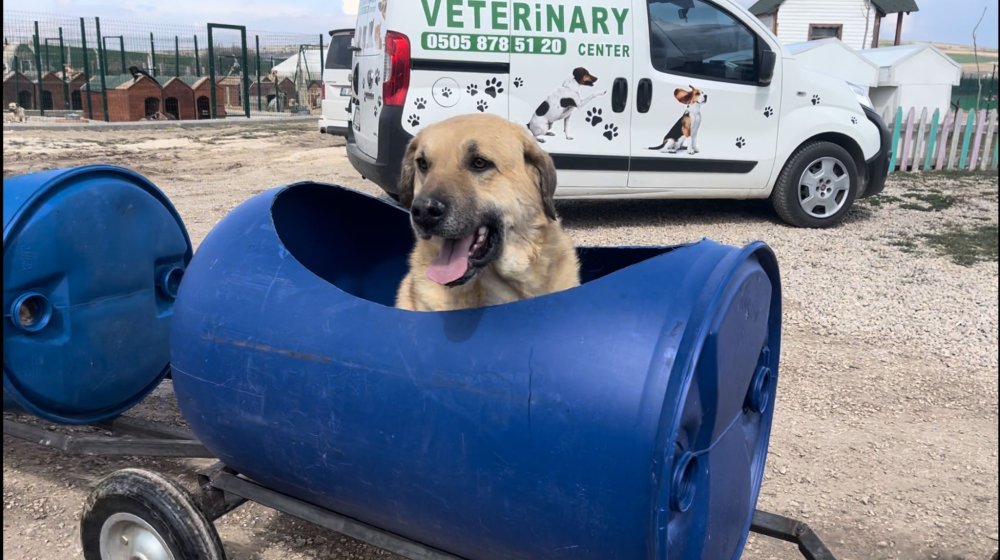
947,53,999,64
900,191,957,211
921,224,999,266
888,237,920,254
865,194,902,207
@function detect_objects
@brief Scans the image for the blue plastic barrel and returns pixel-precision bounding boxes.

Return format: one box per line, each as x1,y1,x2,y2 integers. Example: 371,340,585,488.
171,182,781,560
3,165,192,424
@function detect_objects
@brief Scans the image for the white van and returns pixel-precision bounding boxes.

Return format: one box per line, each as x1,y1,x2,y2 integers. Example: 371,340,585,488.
318,28,355,137
346,0,890,227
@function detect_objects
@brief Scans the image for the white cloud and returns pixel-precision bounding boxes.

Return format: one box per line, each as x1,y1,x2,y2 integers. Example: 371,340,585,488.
342,0,359,16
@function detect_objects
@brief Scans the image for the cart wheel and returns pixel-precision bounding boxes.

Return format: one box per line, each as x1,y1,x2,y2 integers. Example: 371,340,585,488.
80,468,225,560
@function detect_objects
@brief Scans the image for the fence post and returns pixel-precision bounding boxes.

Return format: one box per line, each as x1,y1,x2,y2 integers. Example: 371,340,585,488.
980,110,997,172
948,109,964,169
923,108,940,170
888,107,902,173
969,109,987,170
33,22,45,116
95,17,110,122
194,35,201,77
58,27,70,109
900,108,915,171
255,35,262,111
80,17,93,120
958,110,976,170
935,110,954,170
320,33,325,83
241,28,250,119
150,32,157,76
912,107,928,172
175,36,180,77
207,26,216,118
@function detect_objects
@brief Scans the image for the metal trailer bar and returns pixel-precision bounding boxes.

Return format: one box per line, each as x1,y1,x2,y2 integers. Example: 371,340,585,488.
195,462,838,560
750,510,838,560
2,415,213,457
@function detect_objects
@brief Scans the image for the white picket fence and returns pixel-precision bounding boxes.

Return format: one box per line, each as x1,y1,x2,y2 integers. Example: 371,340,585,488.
884,107,999,173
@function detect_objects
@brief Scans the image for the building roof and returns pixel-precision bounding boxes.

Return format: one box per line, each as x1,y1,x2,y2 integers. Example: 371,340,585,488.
859,43,956,69
749,0,918,16
271,48,324,82
84,74,164,91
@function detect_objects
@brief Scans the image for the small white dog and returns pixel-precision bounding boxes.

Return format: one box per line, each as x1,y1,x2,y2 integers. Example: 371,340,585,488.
527,67,606,142
648,86,708,155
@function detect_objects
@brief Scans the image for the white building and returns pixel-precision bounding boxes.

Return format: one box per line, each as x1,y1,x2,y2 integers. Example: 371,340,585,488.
860,43,962,119
786,38,880,93
749,0,919,50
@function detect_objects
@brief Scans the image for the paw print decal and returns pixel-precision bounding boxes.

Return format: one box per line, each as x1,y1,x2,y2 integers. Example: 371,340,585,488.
407,114,420,127
603,123,619,141
413,97,426,110
811,94,821,105
763,106,773,118
513,77,524,88
585,108,603,127
851,116,858,124
484,77,504,98
466,84,478,96
476,99,489,112
441,87,452,98
374,69,380,85
735,136,746,148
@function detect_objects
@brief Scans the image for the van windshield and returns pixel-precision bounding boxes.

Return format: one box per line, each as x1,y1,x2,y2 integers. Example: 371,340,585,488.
326,33,353,70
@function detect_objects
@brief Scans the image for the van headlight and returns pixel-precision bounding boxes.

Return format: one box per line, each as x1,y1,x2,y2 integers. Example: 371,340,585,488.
848,82,874,111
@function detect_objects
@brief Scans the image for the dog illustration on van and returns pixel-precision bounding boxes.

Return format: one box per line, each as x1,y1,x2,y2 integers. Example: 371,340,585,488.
527,67,607,143
649,85,708,155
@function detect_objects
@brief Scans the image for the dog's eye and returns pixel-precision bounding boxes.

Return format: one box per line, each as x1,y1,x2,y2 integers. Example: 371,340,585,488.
470,157,493,171
415,157,428,172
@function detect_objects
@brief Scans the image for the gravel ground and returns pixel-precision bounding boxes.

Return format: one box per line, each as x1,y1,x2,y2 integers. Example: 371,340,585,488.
3,121,998,560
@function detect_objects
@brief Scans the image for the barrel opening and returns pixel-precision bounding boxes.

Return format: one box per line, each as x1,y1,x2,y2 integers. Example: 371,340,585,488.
9,292,53,332
271,183,676,307
670,450,699,513
157,266,185,301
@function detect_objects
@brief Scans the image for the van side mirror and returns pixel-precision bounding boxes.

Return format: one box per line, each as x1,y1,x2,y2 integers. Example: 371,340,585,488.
758,49,776,86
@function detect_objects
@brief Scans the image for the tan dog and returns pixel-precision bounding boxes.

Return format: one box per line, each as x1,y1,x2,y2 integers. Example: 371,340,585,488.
648,85,708,154
395,113,580,311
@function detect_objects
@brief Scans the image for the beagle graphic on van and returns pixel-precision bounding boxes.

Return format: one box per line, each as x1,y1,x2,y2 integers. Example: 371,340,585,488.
648,86,708,155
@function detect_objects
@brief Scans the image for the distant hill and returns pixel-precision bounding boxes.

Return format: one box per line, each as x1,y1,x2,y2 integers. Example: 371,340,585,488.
878,40,999,73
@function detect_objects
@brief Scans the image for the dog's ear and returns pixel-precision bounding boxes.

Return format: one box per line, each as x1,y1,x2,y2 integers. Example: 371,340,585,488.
398,137,419,208
522,133,559,221
674,88,692,103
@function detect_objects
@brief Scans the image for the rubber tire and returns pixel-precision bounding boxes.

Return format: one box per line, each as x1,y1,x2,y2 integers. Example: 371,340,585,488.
770,141,859,228
80,468,225,560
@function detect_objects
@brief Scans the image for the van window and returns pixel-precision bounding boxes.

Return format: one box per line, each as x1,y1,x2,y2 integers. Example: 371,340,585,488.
326,33,353,70
647,0,758,83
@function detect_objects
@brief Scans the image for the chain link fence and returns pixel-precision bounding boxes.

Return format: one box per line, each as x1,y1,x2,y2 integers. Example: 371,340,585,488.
3,9,327,122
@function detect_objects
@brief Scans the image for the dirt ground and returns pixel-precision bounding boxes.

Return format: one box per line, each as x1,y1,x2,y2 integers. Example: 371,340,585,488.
3,120,998,560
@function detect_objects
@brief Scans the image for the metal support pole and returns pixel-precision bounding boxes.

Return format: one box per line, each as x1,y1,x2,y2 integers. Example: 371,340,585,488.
207,27,216,118
255,35,261,111
59,27,69,109
150,32,157,76
194,35,200,77
80,18,93,119
95,17,109,122
241,28,249,118
33,22,45,116
175,36,180,77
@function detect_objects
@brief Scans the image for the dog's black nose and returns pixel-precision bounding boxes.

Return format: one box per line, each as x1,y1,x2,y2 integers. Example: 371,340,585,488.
410,196,448,230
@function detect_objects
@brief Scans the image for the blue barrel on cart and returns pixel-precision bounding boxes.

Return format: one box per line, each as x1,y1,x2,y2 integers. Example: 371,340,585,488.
3,165,192,424
171,182,781,560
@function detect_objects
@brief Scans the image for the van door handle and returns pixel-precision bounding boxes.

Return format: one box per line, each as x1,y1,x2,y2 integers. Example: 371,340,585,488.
637,79,652,114
611,78,628,113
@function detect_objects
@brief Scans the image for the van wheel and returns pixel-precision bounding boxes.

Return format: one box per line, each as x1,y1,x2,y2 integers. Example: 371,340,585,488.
80,469,225,560
771,141,859,228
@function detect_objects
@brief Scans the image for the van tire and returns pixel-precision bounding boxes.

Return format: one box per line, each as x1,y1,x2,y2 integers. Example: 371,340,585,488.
771,141,859,228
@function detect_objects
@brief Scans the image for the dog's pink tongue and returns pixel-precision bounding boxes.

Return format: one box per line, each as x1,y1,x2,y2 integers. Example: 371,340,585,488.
427,234,475,285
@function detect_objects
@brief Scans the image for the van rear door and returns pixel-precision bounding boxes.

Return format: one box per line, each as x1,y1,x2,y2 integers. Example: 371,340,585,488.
352,0,387,158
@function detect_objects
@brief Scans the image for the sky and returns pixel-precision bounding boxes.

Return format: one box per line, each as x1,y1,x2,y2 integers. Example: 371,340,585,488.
6,0,998,48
